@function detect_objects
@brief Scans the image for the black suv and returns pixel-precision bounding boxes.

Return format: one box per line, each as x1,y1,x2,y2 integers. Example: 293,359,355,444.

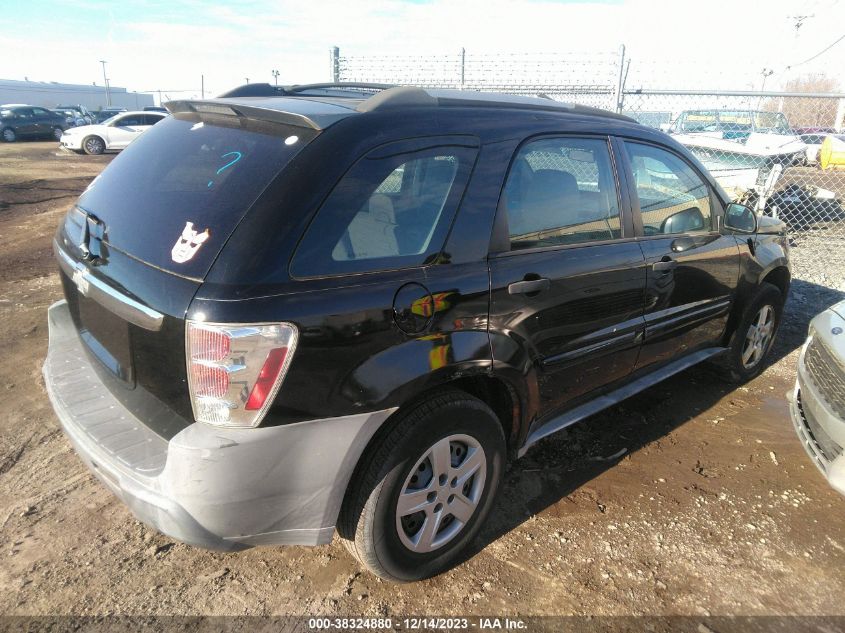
44,83,790,582
1,104,68,142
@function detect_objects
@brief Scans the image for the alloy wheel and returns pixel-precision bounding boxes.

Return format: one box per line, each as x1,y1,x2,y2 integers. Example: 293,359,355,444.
84,137,104,154
395,434,486,553
742,304,775,369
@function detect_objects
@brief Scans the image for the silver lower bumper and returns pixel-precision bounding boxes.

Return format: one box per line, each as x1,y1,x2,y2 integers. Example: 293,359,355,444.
43,300,395,549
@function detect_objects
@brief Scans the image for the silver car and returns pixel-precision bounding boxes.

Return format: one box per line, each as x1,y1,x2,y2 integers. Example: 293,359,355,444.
790,299,845,494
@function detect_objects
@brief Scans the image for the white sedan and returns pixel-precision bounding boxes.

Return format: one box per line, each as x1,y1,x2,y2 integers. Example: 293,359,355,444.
60,111,166,155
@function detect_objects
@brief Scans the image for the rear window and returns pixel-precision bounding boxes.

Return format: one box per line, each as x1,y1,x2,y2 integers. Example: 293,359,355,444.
290,143,477,277
72,113,316,278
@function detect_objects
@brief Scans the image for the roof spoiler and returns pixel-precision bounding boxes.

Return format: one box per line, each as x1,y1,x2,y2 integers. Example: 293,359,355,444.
164,99,325,130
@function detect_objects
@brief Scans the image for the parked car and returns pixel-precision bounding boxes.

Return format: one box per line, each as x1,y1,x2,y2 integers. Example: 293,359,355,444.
790,300,845,495
794,126,836,136
799,133,845,165
765,183,845,231
43,83,791,582
0,104,67,142
56,104,94,125
59,111,166,154
94,107,127,123
52,108,84,127
800,133,829,164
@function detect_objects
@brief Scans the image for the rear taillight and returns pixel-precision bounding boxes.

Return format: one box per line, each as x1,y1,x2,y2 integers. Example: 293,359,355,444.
186,320,298,428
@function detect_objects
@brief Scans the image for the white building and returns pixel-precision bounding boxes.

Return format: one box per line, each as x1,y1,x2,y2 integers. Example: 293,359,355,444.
0,79,154,111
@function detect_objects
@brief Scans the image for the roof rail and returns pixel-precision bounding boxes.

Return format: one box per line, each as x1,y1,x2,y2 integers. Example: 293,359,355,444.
214,82,636,123
218,82,396,99
287,82,396,93
217,83,286,98
355,86,636,122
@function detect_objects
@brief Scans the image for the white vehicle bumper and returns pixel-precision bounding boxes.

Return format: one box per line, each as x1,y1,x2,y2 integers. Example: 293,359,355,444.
789,309,845,495
60,134,84,150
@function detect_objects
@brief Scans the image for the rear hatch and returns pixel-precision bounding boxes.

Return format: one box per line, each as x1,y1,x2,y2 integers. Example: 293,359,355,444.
55,108,320,438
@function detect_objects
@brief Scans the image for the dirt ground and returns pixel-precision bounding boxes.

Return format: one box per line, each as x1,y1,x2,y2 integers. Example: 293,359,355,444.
1,141,845,622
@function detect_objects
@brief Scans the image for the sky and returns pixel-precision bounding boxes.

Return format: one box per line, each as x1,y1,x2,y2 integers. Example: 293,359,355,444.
2,0,844,101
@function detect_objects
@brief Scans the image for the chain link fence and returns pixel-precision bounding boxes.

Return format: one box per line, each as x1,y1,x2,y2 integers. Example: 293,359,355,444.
333,48,845,290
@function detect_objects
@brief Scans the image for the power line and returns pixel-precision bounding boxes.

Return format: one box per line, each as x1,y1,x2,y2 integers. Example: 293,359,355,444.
786,33,845,69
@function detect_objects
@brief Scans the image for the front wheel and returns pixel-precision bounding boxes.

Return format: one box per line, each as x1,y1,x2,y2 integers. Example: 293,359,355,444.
82,135,105,155
339,390,506,582
52,127,64,141
714,282,783,383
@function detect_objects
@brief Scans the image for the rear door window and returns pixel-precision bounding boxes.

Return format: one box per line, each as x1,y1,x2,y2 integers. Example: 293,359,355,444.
72,113,317,278
291,142,478,277
115,114,144,127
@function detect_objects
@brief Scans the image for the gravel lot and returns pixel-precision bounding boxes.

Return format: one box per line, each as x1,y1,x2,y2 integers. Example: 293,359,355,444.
1,142,844,624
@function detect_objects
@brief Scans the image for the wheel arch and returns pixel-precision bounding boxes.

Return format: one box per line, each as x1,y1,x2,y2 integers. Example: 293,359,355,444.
723,260,790,346
760,264,791,299
335,370,524,528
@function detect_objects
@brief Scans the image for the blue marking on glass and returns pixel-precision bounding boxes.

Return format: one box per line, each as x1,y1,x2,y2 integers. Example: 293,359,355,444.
207,151,243,188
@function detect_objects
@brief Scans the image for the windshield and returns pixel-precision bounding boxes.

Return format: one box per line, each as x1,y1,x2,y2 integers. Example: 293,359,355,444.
73,113,318,278
678,110,792,135
753,111,791,134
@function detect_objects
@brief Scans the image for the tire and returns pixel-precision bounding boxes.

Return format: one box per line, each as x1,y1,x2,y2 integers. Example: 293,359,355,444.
52,127,64,141
338,389,506,582
82,135,105,155
1,127,16,143
714,282,783,383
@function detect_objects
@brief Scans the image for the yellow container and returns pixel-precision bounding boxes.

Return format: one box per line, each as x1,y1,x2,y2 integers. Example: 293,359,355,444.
819,135,845,169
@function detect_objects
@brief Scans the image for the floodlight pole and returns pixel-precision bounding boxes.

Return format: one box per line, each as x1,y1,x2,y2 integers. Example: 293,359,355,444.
99,60,112,106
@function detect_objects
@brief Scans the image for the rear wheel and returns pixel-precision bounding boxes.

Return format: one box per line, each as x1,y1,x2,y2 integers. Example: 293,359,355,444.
339,390,506,582
1,127,16,143
82,135,105,155
715,282,783,383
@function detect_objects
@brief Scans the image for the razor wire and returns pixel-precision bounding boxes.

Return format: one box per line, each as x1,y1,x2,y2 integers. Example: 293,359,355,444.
336,49,845,290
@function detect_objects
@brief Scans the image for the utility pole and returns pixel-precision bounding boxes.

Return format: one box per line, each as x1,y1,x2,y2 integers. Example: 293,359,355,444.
99,60,111,106
201,74,205,99
272,69,280,86
330,46,340,82
245,77,249,84
760,68,774,92
758,68,774,109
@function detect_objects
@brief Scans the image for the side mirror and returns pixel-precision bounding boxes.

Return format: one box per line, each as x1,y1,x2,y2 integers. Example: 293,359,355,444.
724,203,757,233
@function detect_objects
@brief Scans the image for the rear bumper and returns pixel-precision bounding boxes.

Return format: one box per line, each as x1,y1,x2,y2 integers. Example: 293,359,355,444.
789,330,845,496
43,300,395,549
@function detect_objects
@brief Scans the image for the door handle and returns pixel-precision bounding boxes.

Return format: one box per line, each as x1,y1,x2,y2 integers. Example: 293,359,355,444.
653,259,678,273
508,278,551,295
